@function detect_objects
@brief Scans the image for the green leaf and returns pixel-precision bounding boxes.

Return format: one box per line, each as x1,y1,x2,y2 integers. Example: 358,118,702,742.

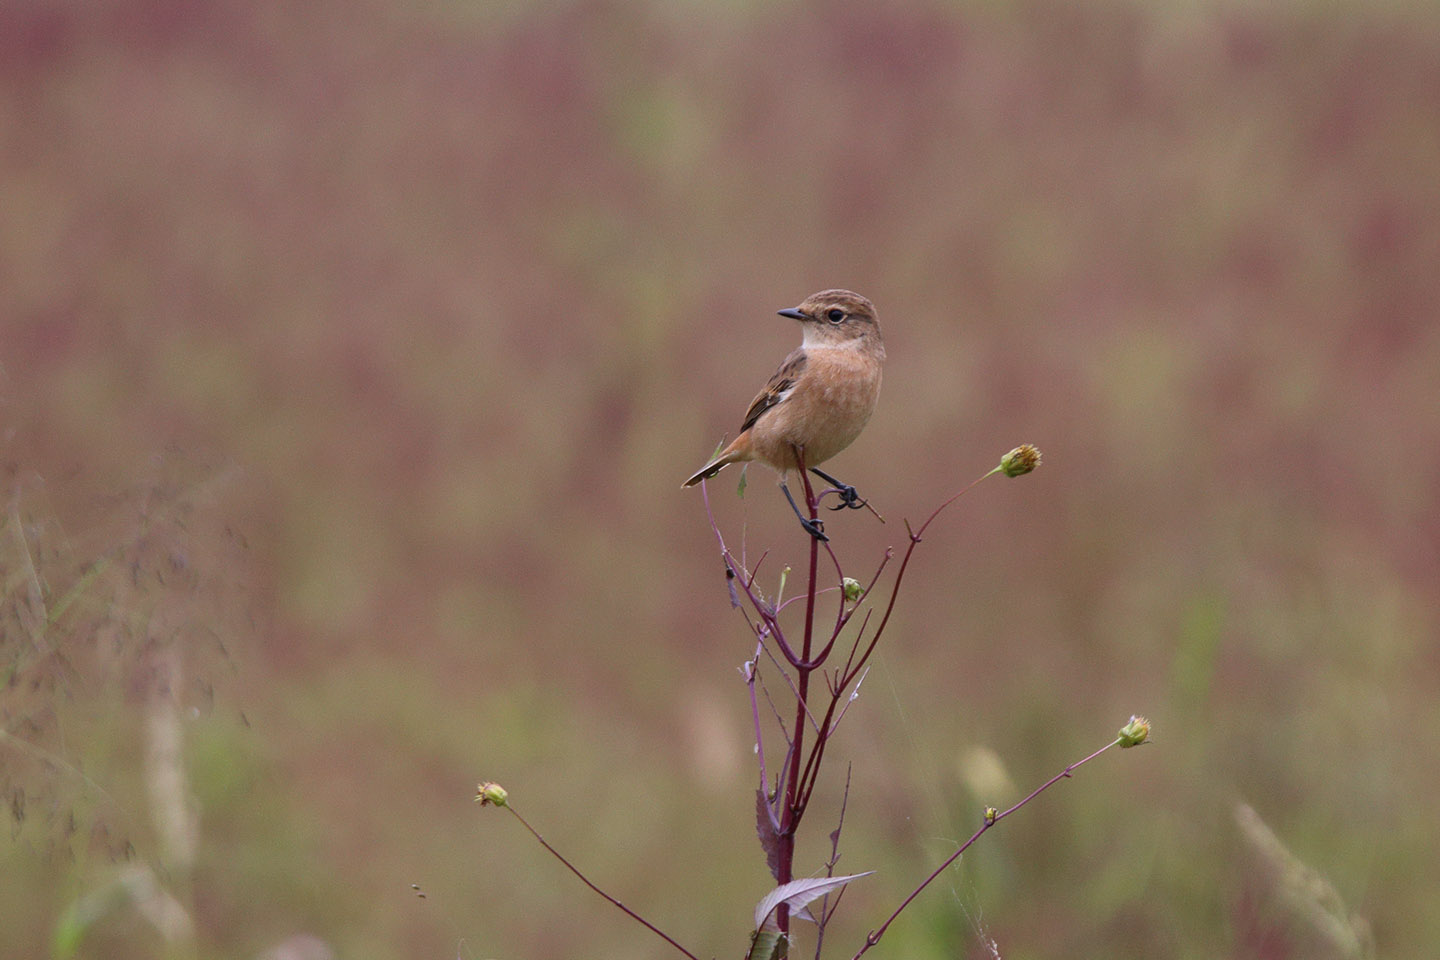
747,928,788,960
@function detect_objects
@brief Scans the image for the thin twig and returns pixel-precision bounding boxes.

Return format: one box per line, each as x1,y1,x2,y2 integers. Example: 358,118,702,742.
850,737,1121,959
816,763,855,956
829,665,870,731
755,637,818,738
836,470,999,692
744,643,772,805
504,804,702,960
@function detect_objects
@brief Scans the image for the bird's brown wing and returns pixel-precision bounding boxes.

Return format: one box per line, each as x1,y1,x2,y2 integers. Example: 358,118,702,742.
739,347,807,433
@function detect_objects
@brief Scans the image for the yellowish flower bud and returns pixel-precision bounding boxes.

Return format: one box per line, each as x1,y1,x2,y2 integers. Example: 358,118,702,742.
1000,444,1042,478
475,781,510,806
1118,716,1151,748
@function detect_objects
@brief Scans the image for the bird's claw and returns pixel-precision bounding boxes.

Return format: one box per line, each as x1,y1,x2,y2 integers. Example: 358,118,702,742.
800,517,829,542
826,485,866,512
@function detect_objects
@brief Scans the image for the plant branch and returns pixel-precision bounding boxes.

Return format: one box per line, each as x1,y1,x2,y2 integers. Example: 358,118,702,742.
815,762,855,959
836,469,999,692
850,736,1122,959
499,801,702,960
744,645,774,809
777,457,823,933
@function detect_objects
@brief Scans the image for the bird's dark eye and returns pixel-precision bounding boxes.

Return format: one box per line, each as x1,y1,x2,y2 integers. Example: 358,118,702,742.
826,308,845,323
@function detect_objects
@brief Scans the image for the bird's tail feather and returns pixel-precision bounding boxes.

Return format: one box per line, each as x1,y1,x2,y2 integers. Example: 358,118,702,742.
682,457,731,488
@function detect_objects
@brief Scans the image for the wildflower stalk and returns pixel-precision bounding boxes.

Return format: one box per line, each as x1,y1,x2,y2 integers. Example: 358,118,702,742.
850,719,1143,959
709,450,1035,945
774,462,823,932
475,783,702,960
698,443,1142,960
478,443,1150,960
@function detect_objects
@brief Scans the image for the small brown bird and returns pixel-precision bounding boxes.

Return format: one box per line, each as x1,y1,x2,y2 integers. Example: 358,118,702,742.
683,289,885,540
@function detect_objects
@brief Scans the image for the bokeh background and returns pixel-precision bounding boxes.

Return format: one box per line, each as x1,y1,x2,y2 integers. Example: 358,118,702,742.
3,0,1438,957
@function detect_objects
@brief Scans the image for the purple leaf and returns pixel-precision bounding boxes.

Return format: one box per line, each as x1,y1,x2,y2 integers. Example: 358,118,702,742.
753,872,875,933
755,788,783,881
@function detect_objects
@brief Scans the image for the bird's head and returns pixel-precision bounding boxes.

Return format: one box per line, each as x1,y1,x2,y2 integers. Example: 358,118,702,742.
779,289,882,351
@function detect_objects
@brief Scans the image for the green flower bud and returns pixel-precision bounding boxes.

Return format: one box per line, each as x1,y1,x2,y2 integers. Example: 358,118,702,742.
1117,716,1151,748
842,577,863,602
475,781,509,807
1000,444,1042,478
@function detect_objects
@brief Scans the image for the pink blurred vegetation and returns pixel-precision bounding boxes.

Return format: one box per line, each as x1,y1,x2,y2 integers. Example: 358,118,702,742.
2,0,1438,956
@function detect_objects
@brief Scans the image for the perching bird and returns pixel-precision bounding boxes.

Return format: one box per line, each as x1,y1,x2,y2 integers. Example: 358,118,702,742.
683,289,884,540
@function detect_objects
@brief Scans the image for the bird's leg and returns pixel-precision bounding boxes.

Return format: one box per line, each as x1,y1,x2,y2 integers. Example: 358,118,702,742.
810,467,885,522
810,467,865,511
780,480,828,542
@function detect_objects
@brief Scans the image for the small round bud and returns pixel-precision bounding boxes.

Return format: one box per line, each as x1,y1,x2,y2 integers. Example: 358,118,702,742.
1000,444,1042,478
475,781,510,806
1117,716,1151,748
842,577,863,602
984,807,999,826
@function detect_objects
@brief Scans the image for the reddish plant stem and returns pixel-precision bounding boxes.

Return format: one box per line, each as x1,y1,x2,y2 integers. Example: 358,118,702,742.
778,459,823,934
849,738,1121,959
703,482,806,667
795,471,999,830
504,804,701,960
706,463,1002,947
744,643,779,828
836,471,995,692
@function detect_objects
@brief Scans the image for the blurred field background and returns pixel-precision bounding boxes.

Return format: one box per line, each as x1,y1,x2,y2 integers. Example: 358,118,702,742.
3,0,1439,957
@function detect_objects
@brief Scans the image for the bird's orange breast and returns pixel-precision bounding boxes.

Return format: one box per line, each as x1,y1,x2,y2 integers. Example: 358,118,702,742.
746,345,882,473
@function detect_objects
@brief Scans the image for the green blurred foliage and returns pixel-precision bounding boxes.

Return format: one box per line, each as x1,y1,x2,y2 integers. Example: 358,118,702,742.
3,0,1439,957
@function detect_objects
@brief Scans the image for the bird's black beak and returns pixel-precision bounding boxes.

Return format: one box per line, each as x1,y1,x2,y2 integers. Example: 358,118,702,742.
777,308,807,320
